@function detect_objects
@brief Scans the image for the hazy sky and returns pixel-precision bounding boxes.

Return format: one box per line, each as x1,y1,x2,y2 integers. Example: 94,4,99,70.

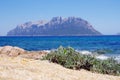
0,0,120,35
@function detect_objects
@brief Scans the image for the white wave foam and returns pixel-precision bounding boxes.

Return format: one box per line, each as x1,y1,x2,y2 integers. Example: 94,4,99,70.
76,50,109,60
76,50,92,55
115,55,120,63
43,50,51,53
96,55,108,60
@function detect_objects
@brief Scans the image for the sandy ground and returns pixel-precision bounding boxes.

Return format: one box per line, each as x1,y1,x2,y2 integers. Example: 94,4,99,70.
0,55,120,80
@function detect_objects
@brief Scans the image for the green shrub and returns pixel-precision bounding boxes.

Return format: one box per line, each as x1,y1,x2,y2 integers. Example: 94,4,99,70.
42,46,120,76
91,58,120,75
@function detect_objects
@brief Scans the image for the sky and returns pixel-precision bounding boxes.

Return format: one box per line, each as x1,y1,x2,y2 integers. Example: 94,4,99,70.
0,0,120,35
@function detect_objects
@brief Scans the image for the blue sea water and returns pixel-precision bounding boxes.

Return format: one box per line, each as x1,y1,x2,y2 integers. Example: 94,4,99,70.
0,36,120,58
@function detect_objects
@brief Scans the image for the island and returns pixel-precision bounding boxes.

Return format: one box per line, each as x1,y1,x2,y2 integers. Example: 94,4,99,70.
7,17,101,36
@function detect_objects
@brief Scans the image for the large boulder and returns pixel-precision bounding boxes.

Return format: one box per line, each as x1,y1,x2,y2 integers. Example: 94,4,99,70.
0,46,26,57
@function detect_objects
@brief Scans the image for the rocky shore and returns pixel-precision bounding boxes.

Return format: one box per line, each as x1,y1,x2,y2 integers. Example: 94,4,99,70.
0,46,120,80
0,46,47,59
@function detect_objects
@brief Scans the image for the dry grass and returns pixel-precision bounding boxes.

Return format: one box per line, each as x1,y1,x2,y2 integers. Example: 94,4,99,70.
0,55,120,80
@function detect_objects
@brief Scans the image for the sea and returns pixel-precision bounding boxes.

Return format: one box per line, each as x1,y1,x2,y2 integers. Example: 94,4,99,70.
0,35,120,61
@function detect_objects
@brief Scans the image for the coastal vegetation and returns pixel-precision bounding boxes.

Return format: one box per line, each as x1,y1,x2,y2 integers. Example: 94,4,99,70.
42,46,120,76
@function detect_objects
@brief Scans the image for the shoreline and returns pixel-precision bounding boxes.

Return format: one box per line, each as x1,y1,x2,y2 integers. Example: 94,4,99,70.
1,35,120,37
0,45,120,61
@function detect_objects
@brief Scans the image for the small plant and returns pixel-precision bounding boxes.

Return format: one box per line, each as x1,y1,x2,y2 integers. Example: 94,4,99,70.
42,46,120,76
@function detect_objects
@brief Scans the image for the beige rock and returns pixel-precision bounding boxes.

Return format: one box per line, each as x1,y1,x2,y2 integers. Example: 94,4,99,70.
0,46,47,58
0,46,13,55
0,46,26,57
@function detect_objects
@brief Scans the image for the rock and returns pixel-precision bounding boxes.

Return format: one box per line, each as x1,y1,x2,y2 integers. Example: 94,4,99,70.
0,46,26,57
0,46,13,55
0,46,48,58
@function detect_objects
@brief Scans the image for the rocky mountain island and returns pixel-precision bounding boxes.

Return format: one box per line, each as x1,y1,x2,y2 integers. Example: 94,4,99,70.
117,33,120,35
7,17,102,36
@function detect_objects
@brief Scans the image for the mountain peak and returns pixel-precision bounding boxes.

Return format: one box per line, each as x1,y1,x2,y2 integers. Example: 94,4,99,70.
51,16,63,21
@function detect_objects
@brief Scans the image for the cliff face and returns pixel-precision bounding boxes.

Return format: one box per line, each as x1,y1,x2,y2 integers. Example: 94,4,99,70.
7,17,102,36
